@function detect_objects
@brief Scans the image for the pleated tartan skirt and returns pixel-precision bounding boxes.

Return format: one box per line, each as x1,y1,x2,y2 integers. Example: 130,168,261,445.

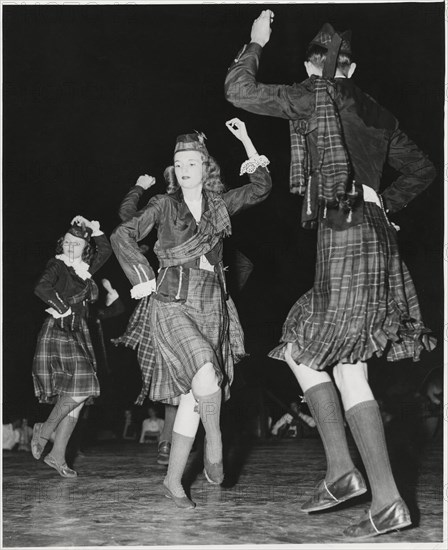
32,316,100,404
269,201,435,370
145,268,245,404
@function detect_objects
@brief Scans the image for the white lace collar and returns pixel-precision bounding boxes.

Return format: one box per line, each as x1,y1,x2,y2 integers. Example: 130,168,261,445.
55,254,91,280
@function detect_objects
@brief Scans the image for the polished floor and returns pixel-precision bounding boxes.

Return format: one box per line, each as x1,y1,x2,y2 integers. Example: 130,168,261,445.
2,434,444,547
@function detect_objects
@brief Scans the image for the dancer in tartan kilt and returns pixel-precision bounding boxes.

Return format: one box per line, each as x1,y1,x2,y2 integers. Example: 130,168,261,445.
31,215,112,477
225,11,437,540
111,119,271,508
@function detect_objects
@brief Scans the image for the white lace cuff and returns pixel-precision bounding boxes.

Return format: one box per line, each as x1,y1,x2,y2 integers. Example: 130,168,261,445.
91,229,104,237
130,280,157,299
240,154,270,175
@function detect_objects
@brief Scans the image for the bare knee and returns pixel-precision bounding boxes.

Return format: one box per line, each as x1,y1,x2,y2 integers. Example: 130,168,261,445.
334,362,369,392
192,362,218,396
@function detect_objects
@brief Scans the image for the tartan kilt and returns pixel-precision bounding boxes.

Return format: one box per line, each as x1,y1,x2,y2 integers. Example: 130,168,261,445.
32,316,100,404
269,201,435,370
120,268,246,405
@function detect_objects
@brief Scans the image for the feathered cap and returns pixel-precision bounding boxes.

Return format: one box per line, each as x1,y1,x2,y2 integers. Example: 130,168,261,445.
174,131,209,156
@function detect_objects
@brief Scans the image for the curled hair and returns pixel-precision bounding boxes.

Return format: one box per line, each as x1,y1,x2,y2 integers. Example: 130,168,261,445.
56,235,95,264
305,44,353,76
164,152,226,195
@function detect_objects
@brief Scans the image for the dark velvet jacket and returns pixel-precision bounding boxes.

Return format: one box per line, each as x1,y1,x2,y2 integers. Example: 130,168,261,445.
34,234,112,316
224,43,436,213
111,165,271,300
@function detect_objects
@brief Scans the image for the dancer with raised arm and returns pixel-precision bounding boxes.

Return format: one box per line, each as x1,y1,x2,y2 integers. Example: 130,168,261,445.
32,215,112,476
225,11,436,539
111,119,272,508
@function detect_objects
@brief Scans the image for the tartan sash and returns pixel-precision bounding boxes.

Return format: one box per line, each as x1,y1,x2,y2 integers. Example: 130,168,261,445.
154,191,231,267
289,77,363,230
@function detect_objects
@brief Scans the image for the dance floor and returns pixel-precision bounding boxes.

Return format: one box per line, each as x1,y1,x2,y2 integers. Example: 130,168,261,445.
2,435,444,547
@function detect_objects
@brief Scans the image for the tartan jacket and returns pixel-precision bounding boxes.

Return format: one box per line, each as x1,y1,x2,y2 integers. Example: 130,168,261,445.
34,234,112,316
111,165,272,298
224,43,436,214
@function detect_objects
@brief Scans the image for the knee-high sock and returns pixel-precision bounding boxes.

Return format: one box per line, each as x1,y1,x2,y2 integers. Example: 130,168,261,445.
164,432,196,497
346,400,401,514
195,389,222,464
160,404,177,444
49,414,80,464
304,381,355,482
164,393,200,497
40,395,83,443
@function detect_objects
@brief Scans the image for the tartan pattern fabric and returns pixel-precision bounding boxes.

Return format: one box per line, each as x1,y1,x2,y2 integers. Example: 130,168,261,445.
289,77,362,229
32,316,100,404
269,201,435,369
289,119,308,197
116,270,245,405
154,191,231,268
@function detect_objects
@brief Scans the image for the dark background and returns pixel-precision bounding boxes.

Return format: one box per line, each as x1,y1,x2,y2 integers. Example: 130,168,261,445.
2,3,444,425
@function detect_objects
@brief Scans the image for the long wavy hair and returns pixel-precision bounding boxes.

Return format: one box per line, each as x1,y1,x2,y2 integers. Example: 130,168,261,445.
164,152,226,195
56,233,94,264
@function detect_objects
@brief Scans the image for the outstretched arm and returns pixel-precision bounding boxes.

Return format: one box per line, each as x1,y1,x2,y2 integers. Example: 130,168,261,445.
223,118,272,216
224,10,314,120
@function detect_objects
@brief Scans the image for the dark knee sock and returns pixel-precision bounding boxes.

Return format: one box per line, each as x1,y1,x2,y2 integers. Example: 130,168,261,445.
40,396,81,443
304,381,355,482
346,400,401,514
50,414,79,464
195,389,222,464
164,431,195,497
160,405,177,444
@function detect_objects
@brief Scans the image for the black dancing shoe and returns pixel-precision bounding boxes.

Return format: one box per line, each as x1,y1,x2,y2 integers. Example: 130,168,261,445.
157,441,171,465
343,498,412,540
301,468,367,513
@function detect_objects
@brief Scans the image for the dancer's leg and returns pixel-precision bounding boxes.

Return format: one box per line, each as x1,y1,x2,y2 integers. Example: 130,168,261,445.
160,404,177,444
48,401,86,465
164,391,199,505
286,345,355,482
191,363,223,483
32,395,86,459
334,362,402,514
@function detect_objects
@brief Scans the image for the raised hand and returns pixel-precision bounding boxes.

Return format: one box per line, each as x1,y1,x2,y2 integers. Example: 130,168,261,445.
71,215,90,227
225,118,249,142
250,10,274,47
136,174,156,190
225,118,258,159
70,215,100,234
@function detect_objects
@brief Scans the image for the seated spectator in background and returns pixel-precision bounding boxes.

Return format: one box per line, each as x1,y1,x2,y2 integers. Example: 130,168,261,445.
3,418,33,451
3,421,21,450
271,401,316,438
418,367,443,441
140,406,165,444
